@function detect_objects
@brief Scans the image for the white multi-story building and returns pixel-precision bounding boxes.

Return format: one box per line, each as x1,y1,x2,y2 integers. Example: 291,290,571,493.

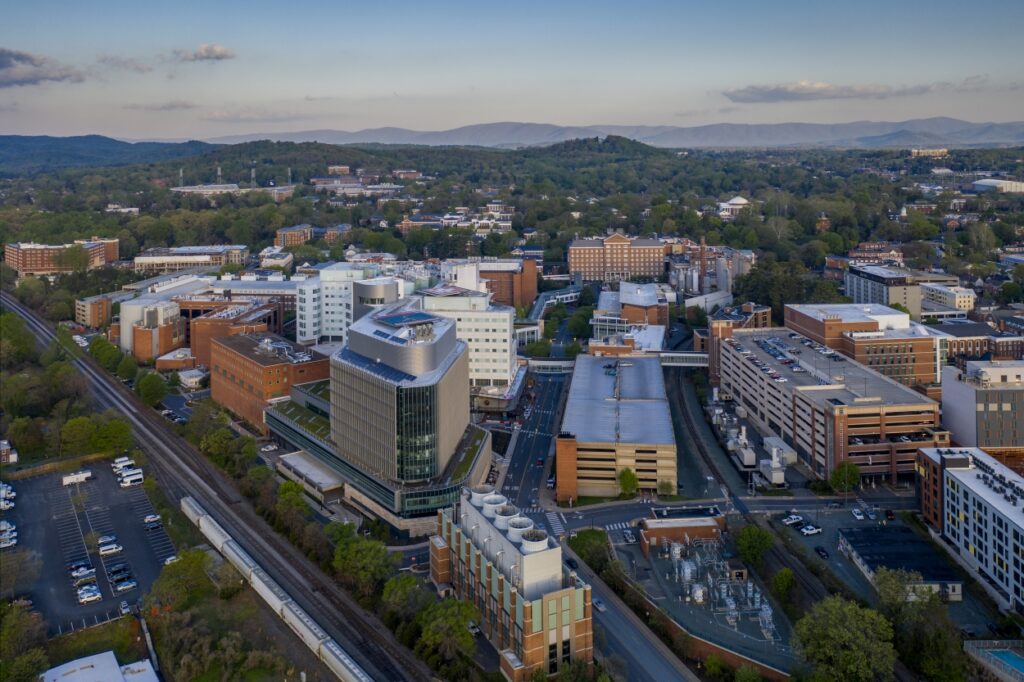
922,283,976,312
295,263,419,345
919,447,1024,611
419,284,517,389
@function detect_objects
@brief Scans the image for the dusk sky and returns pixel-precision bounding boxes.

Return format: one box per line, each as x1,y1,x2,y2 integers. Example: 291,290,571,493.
2,0,1023,140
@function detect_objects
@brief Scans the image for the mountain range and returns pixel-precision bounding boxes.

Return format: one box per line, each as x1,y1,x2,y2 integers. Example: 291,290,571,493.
204,118,1024,149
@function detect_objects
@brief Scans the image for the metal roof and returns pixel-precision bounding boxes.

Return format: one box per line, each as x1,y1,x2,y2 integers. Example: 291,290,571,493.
561,355,674,446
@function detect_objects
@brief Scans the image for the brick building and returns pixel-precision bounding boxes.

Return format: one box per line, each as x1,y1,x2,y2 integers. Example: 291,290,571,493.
567,233,663,282
719,330,949,484
440,259,538,310
274,224,314,247
4,239,114,277
210,334,329,435
190,301,284,366
693,302,772,384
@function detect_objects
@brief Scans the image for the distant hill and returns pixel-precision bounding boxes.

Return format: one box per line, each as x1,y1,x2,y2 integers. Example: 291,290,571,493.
205,118,1024,149
0,135,215,175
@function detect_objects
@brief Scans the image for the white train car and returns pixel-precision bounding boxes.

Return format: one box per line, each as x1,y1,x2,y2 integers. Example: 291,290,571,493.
179,496,373,682
180,496,206,525
250,567,291,615
197,515,232,552
281,600,330,651
319,638,375,682
221,539,260,582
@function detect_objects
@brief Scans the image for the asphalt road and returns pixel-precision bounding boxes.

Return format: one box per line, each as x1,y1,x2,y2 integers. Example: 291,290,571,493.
501,373,567,512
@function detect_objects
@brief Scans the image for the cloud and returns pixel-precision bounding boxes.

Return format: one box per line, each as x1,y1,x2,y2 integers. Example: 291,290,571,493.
97,54,152,73
723,77,991,103
200,108,305,123
0,47,84,88
173,43,235,62
124,100,197,111
0,101,17,112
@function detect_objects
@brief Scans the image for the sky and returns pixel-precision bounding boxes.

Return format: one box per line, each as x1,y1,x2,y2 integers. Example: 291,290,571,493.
1,0,1023,140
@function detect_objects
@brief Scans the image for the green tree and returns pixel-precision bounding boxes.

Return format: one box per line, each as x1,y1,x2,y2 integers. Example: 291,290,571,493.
5,417,46,456
523,340,552,357
703,654,732,682
275,480,310,520
874,568,968,681
735,525,774,569
793,596,896,682
415,599,479,666
61,416,97,454
90,418,133,453
567,312,591,339
1,647,49,682
657,479,675,496
0,549,42,599
146,548,211,612
135,372,167,407
734,665,762,682
332,526,396,600
116,355,138,382
771,568,794,603
565,341,582,358
0,313,37,368
830,461,861,494
617,467,639,496
381,574,433,623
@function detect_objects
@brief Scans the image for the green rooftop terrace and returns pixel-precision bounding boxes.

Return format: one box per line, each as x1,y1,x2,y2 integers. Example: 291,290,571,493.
296,379,331,402
269,400,331,441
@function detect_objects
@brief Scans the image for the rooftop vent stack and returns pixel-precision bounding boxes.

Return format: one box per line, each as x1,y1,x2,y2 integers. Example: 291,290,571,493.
520,529,549,554
507,517,533,543
494,505,518,530
469,484,494,507
482,494,507,518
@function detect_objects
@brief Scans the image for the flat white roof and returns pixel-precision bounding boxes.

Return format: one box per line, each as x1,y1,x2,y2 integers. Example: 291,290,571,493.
278,450,344,492
788,303,909,328
41,652,158,682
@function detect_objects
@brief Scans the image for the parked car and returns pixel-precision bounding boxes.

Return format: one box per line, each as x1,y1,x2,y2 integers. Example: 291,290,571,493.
163,555,179,565
782,515,804,526
143,514,160,524
851,508,865,520
78,591,102,605
866,510,878,520
120,600,131,616
623,530,637,544
97,534,117,545
814,546,830,559
467,621,481,637
565,558,578,570
260,444,277,453
800,525,823,536
114,579,137,593
144,520,162,531
99,543,123,556
70,566,96,579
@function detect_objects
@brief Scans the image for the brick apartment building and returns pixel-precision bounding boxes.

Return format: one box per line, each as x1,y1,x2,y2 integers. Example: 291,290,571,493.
567,233,664,282
5,238,116,276
274,224,313,247
210,334,329,434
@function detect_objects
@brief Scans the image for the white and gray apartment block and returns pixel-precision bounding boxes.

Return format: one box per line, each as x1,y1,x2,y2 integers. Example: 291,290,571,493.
919,447,1024,611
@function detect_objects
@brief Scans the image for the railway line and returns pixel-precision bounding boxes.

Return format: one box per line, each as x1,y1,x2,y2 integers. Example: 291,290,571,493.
2,293,430,681
672,368,830,602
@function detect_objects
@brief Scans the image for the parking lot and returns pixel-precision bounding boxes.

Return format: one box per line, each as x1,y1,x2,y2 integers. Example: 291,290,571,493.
4,464,177,634
775,505,998,633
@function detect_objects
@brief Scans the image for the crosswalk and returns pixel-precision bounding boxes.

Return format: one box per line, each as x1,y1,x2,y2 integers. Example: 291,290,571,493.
520,507,543,515
604,521,631,531
545,512,565,536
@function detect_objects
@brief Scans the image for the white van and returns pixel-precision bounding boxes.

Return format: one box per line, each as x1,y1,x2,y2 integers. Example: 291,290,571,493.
98,543,123,556
117,468,143,480
112,461,136,474
112,456,132,467
119,473,143,488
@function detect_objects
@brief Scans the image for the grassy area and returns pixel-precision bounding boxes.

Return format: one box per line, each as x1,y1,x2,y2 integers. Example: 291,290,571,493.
47,618,148,667
451,426,487,482
269,400,331,440
567,528,613,573
755,487,795,497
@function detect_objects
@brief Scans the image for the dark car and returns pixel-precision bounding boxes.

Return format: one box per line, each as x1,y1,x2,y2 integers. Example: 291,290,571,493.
814,546,830,560
144,520,163,531
885,509,895,521
536,458,544,466
66,559,92,572
565,558,579,570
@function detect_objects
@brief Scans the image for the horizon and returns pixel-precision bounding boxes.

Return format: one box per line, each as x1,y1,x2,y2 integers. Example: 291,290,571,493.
2,0,1023,138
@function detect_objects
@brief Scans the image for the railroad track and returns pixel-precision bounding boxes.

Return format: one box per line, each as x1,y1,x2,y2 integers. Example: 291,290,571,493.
2,293,430,682
672,368,830,603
